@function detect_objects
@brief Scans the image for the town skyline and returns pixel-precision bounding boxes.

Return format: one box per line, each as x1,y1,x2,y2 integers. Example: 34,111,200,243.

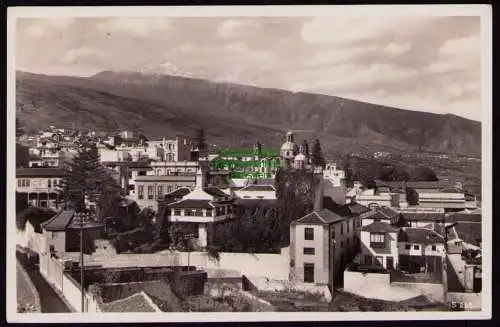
16,14,482,121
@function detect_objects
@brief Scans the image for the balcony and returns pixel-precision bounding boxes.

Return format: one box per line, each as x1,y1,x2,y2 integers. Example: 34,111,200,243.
370,241,386,249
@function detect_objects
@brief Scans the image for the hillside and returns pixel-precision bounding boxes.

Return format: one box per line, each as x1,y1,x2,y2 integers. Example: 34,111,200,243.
16,71,481,157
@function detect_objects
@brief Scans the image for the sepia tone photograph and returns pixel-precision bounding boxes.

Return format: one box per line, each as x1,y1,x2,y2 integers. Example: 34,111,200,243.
7,4,492,322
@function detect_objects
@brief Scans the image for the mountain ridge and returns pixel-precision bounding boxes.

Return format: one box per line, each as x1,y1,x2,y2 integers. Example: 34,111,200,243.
15,70,481,157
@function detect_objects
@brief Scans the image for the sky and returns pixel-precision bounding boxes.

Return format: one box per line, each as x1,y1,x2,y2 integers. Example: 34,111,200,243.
15,16,482,121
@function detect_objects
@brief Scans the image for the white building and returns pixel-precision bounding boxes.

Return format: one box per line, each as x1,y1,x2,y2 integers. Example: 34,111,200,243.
16,167,65,209
233,184,277,200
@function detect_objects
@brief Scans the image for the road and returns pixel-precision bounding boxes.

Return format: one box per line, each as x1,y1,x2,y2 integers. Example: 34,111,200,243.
17,253,71,313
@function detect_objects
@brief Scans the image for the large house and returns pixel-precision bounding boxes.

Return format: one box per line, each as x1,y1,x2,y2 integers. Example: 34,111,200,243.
163,168,235,248
289,206,361,290
16,167,65,209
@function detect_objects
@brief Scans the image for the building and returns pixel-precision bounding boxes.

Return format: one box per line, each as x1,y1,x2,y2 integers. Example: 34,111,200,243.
289,208,360,290
40,210,104,257
149,161,199,176
358,221,400,270
233,184,277,200
147,137,191,162
16,167,65,209
130,175,196,211
164,168,235,248
322,163,347,205
280,131,299,168
397,228,445,273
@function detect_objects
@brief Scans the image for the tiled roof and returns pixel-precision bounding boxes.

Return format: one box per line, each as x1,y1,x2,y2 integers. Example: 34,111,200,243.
168,199,213,209
378,206,399,219
365,211,391,221
203,187,228,197
400,212,445,222
361,221,399,233
293,209,345,225
323,197,352,217
41,210,75,231
16,167,66,178
100,292,160,312
346,202,371,215
238,185,275,192
398,228,444,244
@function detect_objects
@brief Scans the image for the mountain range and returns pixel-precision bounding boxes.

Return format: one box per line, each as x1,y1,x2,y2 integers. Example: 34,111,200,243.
15,70,481,157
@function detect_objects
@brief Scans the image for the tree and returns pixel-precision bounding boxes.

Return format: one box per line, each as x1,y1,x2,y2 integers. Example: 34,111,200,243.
310,139,326,168
61,144,122,216
194,128,207,154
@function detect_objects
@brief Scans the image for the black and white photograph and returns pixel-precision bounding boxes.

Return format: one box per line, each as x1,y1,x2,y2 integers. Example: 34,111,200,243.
7,4,492,322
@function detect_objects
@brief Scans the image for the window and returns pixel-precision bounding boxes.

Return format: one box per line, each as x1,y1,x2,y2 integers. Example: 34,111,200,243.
304,228,314,240
138,171,146,176
364,255,372,265
167,185,173,193
370,233,385,248
147,186,154,200
195,209,203,216
405,244,411,250
331,228,335,240
157,185,163,196
173,209,181,216
48,179,52,188
431,245,437,251
340,224,344,235
347,221,350,233
17,180,22,187
138,185,144,200
346,239,350,245
206,208,213,217
414,245,420,250
340,241,344,248
303,263,315,283
303,247,315,255
128,171,132,178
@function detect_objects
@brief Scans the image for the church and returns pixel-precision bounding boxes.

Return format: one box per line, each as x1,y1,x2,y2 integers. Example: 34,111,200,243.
279,131,313,170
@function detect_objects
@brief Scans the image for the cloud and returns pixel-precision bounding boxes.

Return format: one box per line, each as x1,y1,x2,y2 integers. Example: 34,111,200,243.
425,35,480,74
96,18,171,38
25,18,75,38
60,46,105,64
216,19,258,39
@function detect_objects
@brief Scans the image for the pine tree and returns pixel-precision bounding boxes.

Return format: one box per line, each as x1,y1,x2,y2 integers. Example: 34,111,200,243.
62,144,121,218
311,139,326,168
194,127,207,154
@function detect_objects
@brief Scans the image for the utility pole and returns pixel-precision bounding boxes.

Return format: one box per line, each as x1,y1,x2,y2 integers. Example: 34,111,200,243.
77,211,88,313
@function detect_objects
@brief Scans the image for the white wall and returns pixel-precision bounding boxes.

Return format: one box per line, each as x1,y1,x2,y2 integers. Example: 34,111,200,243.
398,242,445,257
359,230,398,269
344,271,391,296
234,190,276,199
292,224,327,284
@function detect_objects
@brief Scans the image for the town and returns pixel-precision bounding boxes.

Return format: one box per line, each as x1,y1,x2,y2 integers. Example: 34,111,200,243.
15,123,482,313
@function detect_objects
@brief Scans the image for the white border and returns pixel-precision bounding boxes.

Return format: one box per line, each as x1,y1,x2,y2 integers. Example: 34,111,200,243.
7,4,492,323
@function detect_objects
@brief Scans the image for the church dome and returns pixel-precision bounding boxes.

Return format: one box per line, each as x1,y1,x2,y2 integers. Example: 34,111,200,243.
281,141,295,152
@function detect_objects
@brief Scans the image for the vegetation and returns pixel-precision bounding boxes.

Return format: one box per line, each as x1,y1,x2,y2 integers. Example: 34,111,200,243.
61,144,122,217
110,207,158,253
16,143,30,168
310,139,326,168
16,207,57,232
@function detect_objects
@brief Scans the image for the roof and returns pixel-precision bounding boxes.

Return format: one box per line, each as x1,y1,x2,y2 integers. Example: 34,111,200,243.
293,209,346,225
100,292,160,313
375,180,442,189
365,211,391,221
238,185,276,192
377,186,391,193
41,210,75,231
134,175,195,182
377,206,399,219
165,187,192,198
203,187,228,197
361,221,399,233
168,199,213,209
400,212,445,222
398,228,444,244
346,202,371,216
16,167,66,178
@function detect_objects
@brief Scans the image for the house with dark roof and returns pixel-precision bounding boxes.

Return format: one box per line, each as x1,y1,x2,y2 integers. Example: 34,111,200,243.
289,207,361,290
40,210,104,258
164,168,235,248
233,184,276,200
360,206,400,227
397,228,445,273
400,212,446,230
357,221,400,270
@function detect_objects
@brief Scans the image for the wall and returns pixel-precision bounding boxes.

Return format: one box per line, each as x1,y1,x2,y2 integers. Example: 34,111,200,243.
391,282,444,302
344,270,390,297
291,224,328,284
42,229,66,255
